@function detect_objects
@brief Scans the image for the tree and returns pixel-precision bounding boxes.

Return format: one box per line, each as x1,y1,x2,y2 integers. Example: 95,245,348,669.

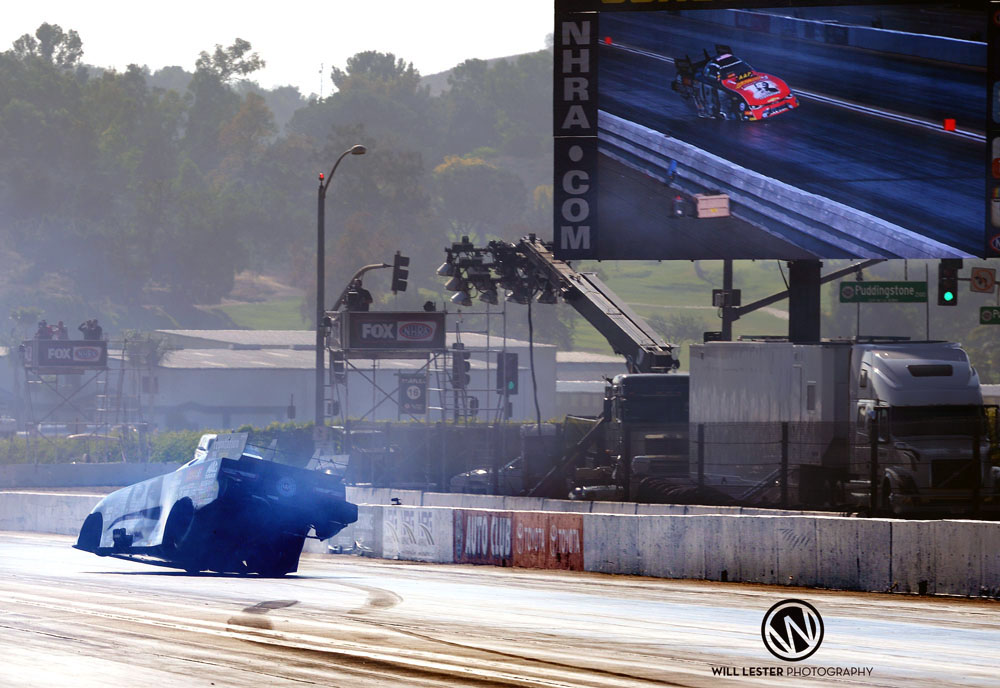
330,51,421,97
964,325,999,384
442,52,550,157
194,38,264,83
11,23,83,69
648,312,709,344
184,39,265,174
433,156,526,239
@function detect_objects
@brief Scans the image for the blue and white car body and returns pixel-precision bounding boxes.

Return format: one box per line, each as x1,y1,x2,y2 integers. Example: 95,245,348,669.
74,433,358,575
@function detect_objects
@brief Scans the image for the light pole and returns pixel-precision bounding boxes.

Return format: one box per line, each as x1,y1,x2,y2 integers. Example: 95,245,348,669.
316,144,366,428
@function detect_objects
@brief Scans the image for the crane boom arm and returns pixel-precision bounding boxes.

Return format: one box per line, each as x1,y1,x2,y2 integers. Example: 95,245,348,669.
518,237,677,373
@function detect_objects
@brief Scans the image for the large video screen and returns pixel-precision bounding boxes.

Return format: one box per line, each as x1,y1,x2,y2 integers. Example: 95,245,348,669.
553,1,995,260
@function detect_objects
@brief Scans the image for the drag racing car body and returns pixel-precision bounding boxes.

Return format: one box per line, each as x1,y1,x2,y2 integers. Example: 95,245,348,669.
672,45,799,121
74,433,358,576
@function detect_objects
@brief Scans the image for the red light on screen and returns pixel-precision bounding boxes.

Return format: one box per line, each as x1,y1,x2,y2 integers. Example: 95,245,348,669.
604,36,613,45
943,118,956,131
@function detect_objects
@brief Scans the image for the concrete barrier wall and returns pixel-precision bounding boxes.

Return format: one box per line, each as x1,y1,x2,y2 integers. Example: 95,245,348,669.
0,463,181,489
695,9,984,67
4,491,998,598
382,506,453,563
0,491,101,536
599,112,963,259
584,513,639,575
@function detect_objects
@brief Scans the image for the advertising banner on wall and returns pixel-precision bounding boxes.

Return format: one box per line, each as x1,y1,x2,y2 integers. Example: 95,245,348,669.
383,507,453,563
453,510,513,566
513,512,584,571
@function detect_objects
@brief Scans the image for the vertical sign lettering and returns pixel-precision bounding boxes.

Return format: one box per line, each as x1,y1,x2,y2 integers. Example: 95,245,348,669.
554,10,598,260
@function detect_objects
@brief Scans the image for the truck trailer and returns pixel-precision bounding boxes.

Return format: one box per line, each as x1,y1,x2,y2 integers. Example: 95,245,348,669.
689,340,998,515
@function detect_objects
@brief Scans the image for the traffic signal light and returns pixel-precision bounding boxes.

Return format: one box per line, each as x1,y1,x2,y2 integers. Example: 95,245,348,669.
391,251,410,294
330,350,346,383
496,352,518,396
452,344,470,389
937,259,961,306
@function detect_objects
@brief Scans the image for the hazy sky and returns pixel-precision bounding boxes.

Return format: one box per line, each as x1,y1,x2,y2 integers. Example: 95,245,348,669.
3,1,553,95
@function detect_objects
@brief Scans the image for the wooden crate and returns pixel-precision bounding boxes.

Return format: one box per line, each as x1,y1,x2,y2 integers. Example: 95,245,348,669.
694,193,730,218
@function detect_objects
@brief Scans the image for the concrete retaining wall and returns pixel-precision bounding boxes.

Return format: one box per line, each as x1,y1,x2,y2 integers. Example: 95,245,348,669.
4,491,997,598
696,9,984,67
382,506,454,563
0,491,102,536
599,112,964,259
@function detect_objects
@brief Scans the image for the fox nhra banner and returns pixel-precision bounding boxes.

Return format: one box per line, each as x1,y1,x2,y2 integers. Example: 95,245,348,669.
341,311,446,352
22,339,108,371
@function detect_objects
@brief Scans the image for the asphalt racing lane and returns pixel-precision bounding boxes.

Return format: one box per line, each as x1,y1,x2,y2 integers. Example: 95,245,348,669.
1,532,998,687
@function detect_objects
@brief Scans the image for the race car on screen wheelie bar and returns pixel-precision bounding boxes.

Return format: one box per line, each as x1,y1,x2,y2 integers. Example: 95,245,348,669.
74,433,358,576
672,45,799,121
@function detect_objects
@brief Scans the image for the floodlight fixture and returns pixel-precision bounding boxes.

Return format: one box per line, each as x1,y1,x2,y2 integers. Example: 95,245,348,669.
451,290,473,307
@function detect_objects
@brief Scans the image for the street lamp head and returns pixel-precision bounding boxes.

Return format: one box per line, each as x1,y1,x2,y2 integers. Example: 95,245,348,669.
350,145,367,156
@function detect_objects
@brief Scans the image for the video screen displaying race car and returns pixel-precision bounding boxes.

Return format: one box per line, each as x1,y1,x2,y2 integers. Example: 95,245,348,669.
74,433,358,576
672,45,799,122
552,2,992,261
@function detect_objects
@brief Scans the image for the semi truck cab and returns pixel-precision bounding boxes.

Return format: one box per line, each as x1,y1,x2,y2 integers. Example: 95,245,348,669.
850,343,998,515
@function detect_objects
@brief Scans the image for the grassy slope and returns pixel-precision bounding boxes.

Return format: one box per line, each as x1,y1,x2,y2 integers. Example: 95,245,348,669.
211,298,310,330
569,260,791,368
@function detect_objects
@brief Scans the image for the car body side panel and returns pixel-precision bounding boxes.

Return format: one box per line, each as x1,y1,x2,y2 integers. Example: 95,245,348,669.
674,49,799,121
91,459,222,550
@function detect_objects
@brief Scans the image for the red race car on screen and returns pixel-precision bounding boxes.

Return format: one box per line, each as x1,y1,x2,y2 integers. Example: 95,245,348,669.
672,44,799,122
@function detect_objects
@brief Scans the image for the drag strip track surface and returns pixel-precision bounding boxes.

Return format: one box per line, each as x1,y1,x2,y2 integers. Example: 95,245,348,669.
1,533,998,687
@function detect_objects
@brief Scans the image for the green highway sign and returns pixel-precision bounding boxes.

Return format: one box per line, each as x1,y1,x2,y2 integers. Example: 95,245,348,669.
981,307,1000,325
839,281,928,303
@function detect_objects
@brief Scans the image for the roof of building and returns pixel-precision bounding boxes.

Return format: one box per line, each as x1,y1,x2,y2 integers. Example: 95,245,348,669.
157,330,314,349
556,380,608,394
556,351,623,364
160,348,494,370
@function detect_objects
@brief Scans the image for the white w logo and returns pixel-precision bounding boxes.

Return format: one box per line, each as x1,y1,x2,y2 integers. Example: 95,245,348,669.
761,600,824,661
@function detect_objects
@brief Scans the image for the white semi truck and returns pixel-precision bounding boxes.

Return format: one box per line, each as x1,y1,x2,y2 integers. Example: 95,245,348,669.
689,340,999,515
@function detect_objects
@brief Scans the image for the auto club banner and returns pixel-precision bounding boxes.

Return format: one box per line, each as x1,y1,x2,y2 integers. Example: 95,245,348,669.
22,339,108,372
341,311,446,352
453,510,584,571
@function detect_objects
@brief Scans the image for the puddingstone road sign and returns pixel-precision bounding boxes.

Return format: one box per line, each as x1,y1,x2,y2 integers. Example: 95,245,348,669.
839,281,928,303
